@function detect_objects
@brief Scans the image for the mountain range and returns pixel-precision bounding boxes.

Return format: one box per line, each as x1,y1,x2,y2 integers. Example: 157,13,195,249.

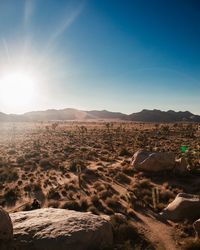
0,108,200,122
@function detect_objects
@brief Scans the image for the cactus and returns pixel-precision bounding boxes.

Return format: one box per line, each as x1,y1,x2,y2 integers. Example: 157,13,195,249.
152,187,159,210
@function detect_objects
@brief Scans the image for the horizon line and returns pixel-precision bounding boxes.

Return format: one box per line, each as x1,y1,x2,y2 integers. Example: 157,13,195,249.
1,107,199,116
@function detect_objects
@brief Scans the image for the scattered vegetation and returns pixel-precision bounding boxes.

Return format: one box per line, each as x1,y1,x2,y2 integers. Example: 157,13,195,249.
0,121,199,248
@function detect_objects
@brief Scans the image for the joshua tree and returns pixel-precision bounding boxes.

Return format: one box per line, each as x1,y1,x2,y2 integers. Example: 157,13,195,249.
105,123,114,151
152,187,159,210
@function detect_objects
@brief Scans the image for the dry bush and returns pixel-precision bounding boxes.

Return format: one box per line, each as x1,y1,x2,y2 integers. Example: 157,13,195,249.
119,148,131,157
47,188,61,200
87,205,100,215
48,200,60,208
68,159,86,172
61,200,81,211
79,197,90,211
39,158,54,170
114,172,131,185
122,166,134,176
159,189,175,203
4,187,20,205
98,190,113,200
93,182,106,192
110,214,140,245
105,195,124,212
22,203,32,211
90,195,104,212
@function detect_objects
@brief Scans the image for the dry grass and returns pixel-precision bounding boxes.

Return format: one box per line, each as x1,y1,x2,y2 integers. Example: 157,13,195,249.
0,121,199,247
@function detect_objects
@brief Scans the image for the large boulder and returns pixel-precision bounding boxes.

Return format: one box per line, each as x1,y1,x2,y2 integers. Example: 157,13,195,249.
0,207,13,240
10,208,113,250
160,193,200,222
131,150,175,172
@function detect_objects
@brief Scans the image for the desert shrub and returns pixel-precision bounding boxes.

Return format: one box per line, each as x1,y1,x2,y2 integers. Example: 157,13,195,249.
68,183,78,191
16,156,25,164
90,195,104,212
138,179,152,189
87,206,100,215
156,203,166,212
122,166,134,176
21,174,27,180
119,148,131,156
103,205,114,215
48,200,60,208
116,224,139,242
39,158,54,169
24,184,32,192
61,189,67,197
17,180,23,186
68,159,86,172
159,189,174,203
114,172,131,185
85,150,98,160
91,195,100,206
93,182,106,192
8,171,19,182
61,200,81,211
79,197,89,211
47,189,61,200
99,190,113,200
22,203,32,211
81,169,100,183
110,214,138,242
105,195,124,212
4,188,19,205
32,183,42,192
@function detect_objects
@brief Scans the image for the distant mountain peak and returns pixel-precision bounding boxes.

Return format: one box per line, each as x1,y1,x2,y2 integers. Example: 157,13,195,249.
0,108,199,122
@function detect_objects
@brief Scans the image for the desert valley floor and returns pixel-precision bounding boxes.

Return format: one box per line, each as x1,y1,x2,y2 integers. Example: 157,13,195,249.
0,121,200,250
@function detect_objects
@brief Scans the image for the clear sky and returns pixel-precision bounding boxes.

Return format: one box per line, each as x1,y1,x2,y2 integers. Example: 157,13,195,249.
0,0,199,114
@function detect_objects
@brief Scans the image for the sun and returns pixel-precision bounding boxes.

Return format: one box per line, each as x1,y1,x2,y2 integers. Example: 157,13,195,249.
0,69,37,113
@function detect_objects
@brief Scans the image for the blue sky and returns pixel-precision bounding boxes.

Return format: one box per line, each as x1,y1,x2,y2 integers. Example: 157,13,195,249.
0,0,199,114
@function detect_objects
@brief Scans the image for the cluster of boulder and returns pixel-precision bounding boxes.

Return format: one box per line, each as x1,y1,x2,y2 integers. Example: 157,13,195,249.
0,207,113,250
131,150,200,237
160,193,200,238
131,149,188,174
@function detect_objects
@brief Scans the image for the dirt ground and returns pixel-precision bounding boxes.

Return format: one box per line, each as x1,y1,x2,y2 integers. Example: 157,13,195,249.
0,121,199,249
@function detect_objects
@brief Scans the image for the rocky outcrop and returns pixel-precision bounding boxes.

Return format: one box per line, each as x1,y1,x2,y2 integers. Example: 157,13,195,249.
0,207,13,240
10,208,113,250
131,150,175,172
160,193,200,222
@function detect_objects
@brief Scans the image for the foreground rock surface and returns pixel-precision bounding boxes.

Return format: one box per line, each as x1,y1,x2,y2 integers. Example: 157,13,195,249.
0,207,13,240
160,193,200,222
10,208,113,250
131,150,175,172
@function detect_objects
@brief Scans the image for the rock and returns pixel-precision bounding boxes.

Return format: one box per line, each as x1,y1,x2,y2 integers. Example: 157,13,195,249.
193,218,200,238
174,157,189,175
10,208,113,250
131,150,175,172
160,193,200,222
0,207,13,240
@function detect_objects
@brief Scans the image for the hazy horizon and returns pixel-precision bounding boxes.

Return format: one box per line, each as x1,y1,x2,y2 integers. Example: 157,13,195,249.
1,106,200,116
0,0,199,114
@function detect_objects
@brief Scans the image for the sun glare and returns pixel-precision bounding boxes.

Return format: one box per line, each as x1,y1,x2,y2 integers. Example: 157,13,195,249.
0,69,38,113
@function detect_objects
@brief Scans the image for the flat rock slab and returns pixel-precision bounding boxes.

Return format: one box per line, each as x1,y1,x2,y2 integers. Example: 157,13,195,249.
131,150,175,172
160,193,200,222
10,208,113,250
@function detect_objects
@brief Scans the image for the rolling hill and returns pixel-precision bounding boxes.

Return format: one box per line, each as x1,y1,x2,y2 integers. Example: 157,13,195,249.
0,108,199,122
